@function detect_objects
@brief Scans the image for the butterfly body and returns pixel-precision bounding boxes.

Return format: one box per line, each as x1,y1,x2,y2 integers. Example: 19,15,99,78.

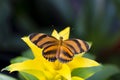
29,33,89,63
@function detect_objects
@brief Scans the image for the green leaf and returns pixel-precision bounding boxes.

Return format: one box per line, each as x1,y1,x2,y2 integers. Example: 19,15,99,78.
19,72,39,80
21,49,34,59
10,56,30,63
0,73,17,80
10,49,34,64
71,65,103,79
87,64,120,80
83,53,96,60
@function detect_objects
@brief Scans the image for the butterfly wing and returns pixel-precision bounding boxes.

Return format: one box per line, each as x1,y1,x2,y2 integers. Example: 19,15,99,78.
29,33,58,61
29,33,89,62
63,39,90,54
29,33,58,48
56,39,89,62
56,45,74,62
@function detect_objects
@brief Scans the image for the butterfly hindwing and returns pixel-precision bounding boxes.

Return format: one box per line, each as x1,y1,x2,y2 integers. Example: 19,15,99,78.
63,39,89,54
57,45,74,62
42,45,58,62
42,43,74,62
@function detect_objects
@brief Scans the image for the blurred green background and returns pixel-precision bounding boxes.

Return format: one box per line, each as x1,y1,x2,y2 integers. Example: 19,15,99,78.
0,0,120,80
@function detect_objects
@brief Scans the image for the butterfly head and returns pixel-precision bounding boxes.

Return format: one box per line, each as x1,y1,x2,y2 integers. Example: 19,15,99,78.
59,36,63,40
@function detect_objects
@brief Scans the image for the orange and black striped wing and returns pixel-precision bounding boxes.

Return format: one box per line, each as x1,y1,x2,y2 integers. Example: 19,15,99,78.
42,45,58,62
63,39,90,54
57,45,74,62
29,33,58,49
29,33,58,61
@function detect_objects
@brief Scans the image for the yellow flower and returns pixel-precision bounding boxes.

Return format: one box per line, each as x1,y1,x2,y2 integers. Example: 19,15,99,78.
4,27,100,80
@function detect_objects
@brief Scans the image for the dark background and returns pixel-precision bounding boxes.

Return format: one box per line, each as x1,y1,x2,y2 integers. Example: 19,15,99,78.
0,0,120,79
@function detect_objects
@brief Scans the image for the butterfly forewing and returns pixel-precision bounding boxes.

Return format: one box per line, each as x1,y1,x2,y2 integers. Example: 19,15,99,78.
29,33,58,48
63,39,89,54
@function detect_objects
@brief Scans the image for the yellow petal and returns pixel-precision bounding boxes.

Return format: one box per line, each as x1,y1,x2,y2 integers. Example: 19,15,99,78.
7,58,53,73
59,27,70,40
6,58,43,72
67,57,100,70
56,64,71,80
72,76,84,80
6,58,56,80
21,70,46,80
51,29,60,40
22,37,43,59
22,69,56,80
22,37,56,70
51,27,70,40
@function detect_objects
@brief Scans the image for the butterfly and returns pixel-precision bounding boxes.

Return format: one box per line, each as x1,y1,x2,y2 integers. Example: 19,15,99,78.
29,33,89,63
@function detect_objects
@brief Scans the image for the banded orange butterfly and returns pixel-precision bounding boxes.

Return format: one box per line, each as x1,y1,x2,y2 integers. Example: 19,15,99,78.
29,33,89,63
